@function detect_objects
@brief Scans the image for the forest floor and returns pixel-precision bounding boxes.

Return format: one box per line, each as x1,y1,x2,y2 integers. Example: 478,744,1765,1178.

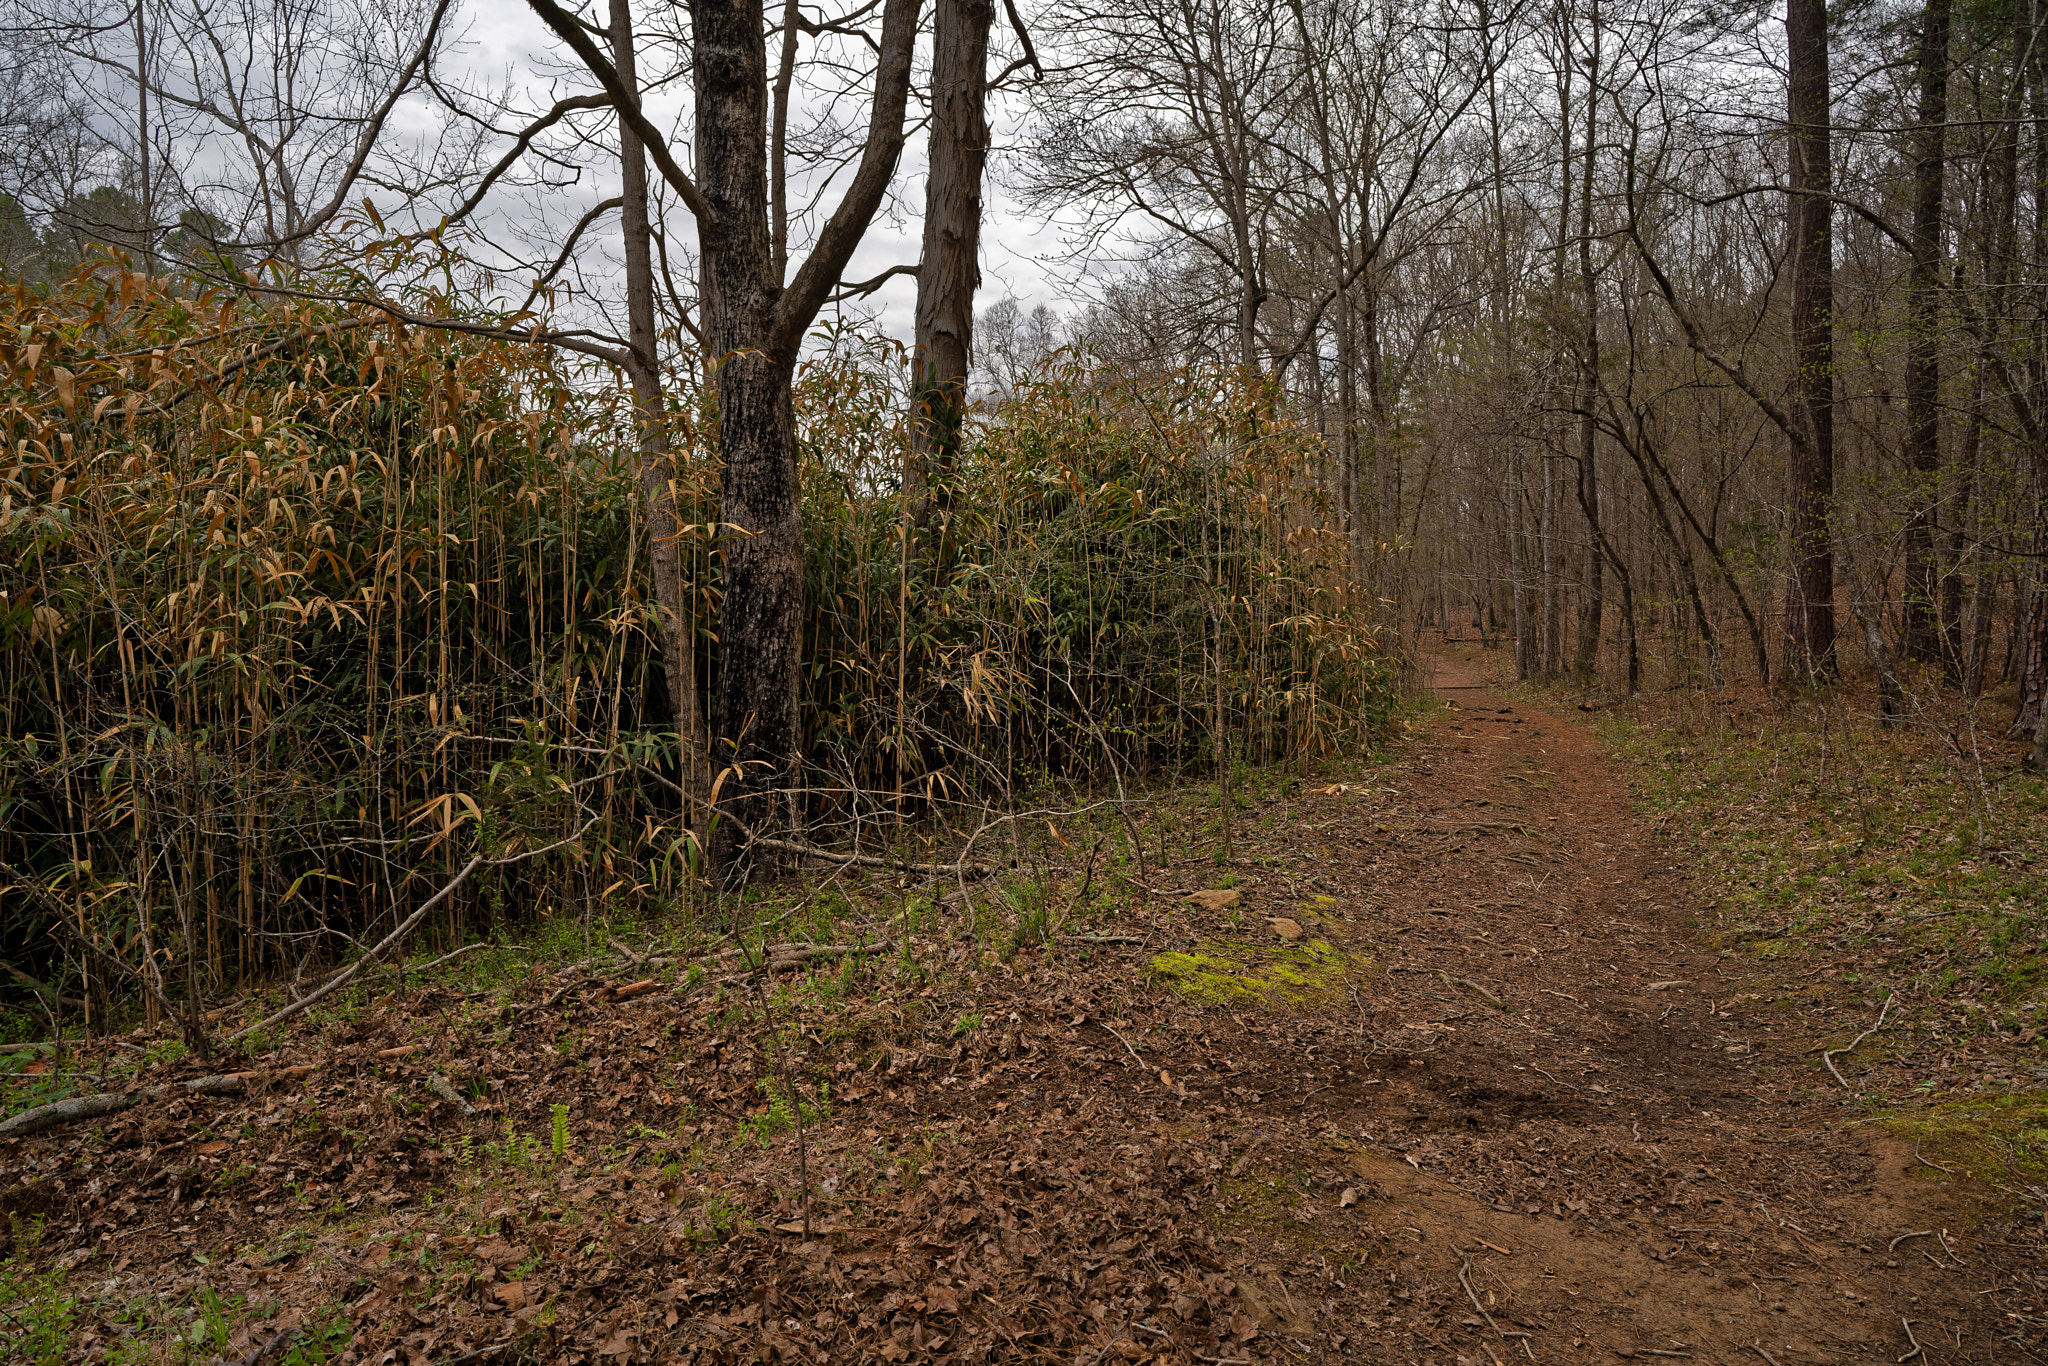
2,646,2045,1365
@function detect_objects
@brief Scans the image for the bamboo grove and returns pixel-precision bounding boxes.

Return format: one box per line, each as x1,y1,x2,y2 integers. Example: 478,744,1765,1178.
0,250,1392,1018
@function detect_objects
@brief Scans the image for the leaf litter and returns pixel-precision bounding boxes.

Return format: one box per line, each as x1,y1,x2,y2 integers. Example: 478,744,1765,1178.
2,644,2045,1363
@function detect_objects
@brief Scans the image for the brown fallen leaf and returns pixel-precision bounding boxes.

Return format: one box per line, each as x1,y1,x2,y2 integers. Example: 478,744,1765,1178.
375,1044,420,1060
1339,1187,1360,1208
491,1282,526,1312
474,1238,525,1268
195,1140,230,1156
1186,889,1241,911
606,978,661,1000
1158,1069,1173,1087
1265,916,1304,941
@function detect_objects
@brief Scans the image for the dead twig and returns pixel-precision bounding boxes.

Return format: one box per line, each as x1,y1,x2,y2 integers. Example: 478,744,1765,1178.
1456,1256,1531,1340
1100,1021,1147,1066
1438,969,1508,1011
517,977,607,1016
1897,1317,1923,1362
1889,1230,1933,1252
409,942,521,976
740,827,994,879
1821,993,1895,1088
1747,1346,1782,1366
1911,1143,1955,1175
224,854,484,1046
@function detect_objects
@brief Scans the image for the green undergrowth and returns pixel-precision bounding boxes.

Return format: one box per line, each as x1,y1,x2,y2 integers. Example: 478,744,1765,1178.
0,1215,353,1365
1600,692,2048,1003
1596,685,2048,1194
1879,1090,2048,1190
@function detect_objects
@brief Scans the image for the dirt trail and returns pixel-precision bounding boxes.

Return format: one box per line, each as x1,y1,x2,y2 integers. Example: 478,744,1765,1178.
5,647,2043,1366
1170,645,2045,1363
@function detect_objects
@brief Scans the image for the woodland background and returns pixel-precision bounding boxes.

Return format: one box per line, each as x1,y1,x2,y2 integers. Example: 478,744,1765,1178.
0,0,2043,1036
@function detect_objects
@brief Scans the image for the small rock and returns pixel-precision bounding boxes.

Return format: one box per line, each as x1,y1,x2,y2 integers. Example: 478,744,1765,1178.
1265,917,1304,941
1186,888,1241,911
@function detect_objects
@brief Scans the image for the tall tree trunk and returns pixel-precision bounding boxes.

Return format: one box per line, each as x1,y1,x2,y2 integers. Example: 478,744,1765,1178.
699,0,803,866
1785,0,1838,679
1572,0,1603,679
612,0,707,818
908,0,994,550
1544,25,1574,679
692,0,920,879
1902,0,1952,664
1338,285,1364,582
1942,377,1981,679
1365,279,1392,540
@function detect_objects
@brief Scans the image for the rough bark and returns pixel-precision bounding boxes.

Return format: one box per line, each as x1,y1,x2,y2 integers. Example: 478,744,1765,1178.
1902,0,1952,664
696,0,921,880
1785,0,1838,679
908,0,995,546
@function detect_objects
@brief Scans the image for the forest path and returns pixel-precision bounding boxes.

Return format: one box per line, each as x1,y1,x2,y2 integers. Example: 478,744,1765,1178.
1188,642,2043,1363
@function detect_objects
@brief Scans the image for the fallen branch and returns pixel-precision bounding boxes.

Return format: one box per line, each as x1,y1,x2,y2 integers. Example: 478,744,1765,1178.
0,961,87,1012
623,941,899,1004
223,855,484,1047
1822,994,1896,1089
516,977,608,1016
427,1074,475,1115
409,942,523,977
1439,970,1509,1011
0,1065,316,1138
742,831,996,879
1456,1255,1530,1339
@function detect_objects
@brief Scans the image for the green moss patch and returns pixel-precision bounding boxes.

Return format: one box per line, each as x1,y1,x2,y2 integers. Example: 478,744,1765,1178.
1880,1089,2048,1188
1148,936,1368,1008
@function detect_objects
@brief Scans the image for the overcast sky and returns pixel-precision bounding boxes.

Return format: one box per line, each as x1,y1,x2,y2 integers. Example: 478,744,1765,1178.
455,3,1083,344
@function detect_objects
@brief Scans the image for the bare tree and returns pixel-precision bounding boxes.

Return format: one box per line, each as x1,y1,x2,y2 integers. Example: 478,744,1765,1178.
1784,0,1837,678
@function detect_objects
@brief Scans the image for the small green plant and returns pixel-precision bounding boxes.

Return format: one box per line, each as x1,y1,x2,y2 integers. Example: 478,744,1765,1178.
277,1306,355,1365
551,1103,570,1159
736,1079,829,1145
685,1192,747,1245
951,1012,984,1037
0,1216,74,1366
177,1286,240,1360
484,1118,544,1169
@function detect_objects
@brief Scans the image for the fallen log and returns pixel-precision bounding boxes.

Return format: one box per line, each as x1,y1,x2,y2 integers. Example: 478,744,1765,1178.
0,1065,316,1139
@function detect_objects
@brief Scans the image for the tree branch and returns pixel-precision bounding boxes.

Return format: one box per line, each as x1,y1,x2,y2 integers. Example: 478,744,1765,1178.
524,0,718,227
